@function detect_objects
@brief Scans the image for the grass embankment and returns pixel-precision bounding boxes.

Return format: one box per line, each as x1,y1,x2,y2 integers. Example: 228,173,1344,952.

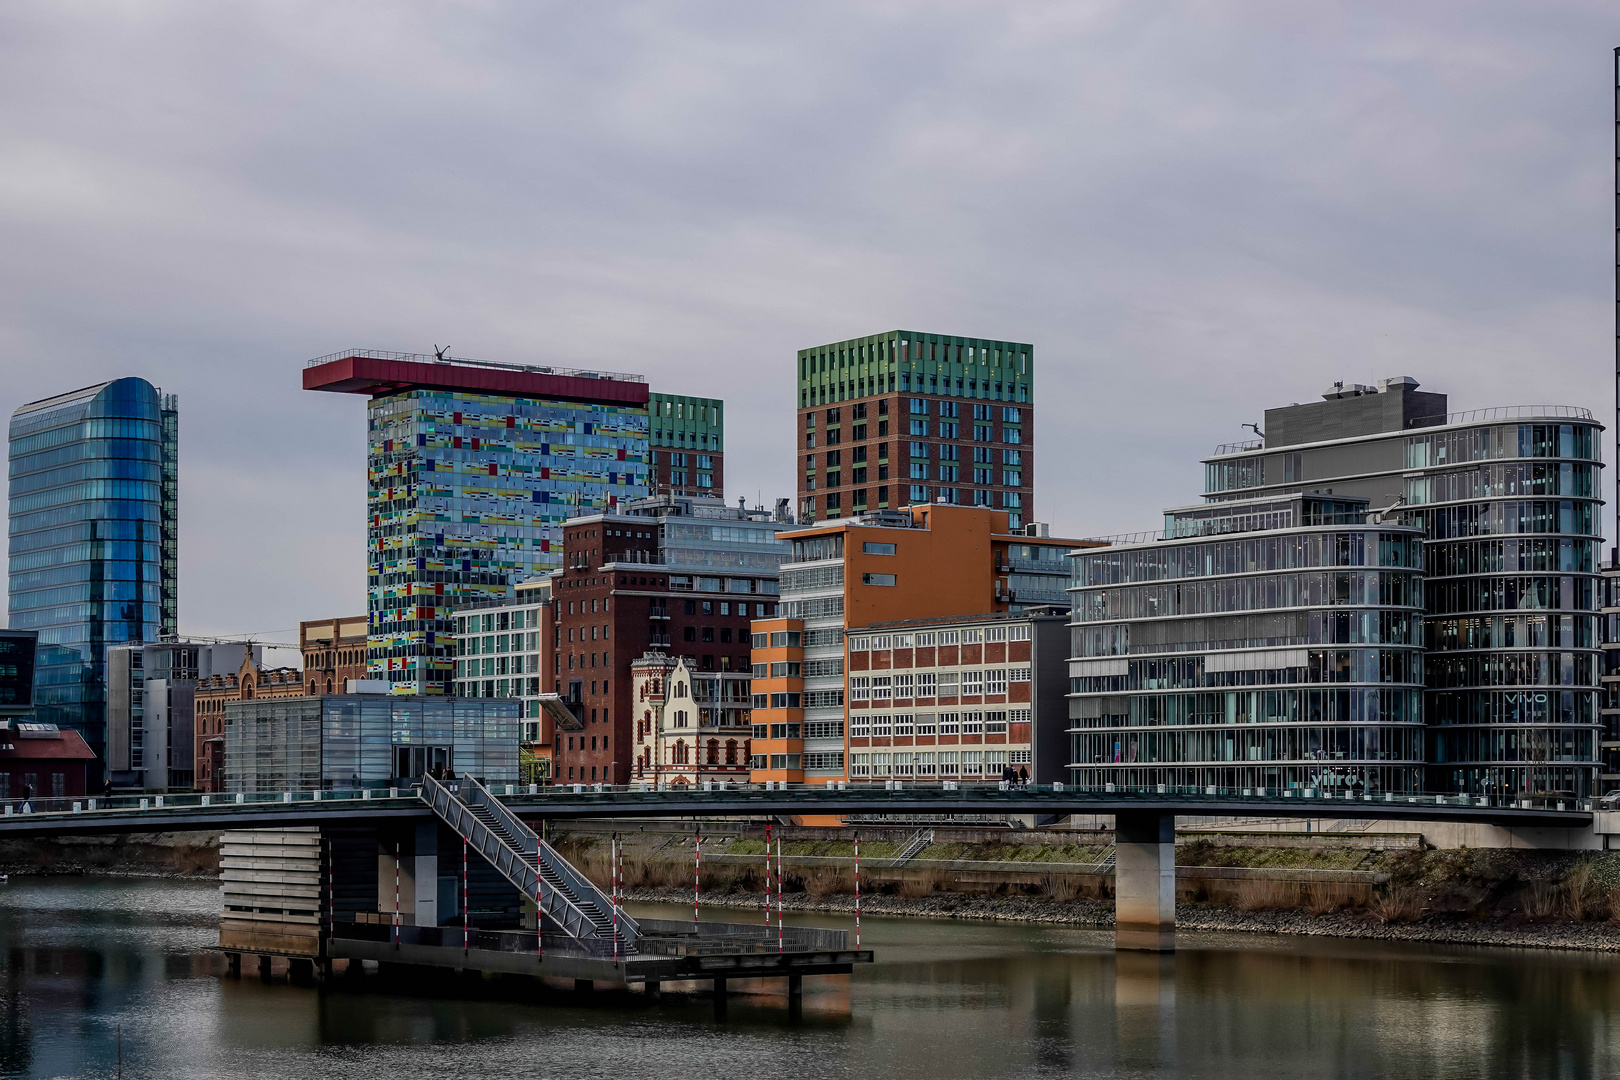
560,830,1620,930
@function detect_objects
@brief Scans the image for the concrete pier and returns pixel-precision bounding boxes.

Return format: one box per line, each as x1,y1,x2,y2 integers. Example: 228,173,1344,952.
1114,811,1175,952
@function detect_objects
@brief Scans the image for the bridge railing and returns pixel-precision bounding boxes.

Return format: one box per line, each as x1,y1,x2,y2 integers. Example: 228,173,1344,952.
0,780,1597,819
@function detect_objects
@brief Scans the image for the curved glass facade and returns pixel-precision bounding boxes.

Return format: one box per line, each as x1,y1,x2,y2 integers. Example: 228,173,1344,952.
1405,423,1604,797
1201,389,1605,798
7,378,177,778
1068,497,1427,794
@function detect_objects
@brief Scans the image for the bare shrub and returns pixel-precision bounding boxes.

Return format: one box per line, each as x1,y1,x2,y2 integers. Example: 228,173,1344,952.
899,869,946,898
1560,864,1601,921
1236,879,1299,912
802,867,850,897
1369,886,1424,924
1522,881,1560,920
1304,881,1359,915
1040,872,1080,903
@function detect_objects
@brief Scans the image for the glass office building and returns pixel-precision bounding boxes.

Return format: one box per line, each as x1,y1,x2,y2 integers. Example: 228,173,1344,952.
1069,494,1427,794
1200,379,1604,797
8,379,178,777
305,351,652,697
222,694,520,793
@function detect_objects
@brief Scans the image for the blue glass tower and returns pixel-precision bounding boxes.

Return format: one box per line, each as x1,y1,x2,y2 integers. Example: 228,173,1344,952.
8,379,178,778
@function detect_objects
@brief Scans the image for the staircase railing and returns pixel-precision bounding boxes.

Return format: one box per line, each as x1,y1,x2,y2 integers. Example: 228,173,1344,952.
421,774,638,947
888,828,934,867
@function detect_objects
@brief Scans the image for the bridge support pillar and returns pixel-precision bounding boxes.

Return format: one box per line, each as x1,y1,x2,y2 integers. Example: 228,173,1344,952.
288,957,315,984
225,952,241,979
257,954,273,981
1114,811,1175,952
575,978,594,994
713,977,729,1017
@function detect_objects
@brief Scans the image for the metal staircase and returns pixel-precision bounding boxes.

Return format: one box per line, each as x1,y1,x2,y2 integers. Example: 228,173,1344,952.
1091,845,1116,874
889,828,934,867
422,774,637,950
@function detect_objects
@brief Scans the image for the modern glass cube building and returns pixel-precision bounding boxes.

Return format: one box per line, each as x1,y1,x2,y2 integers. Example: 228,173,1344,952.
222,693,520,793
1069,494,1427,794
7,378,178,777
305,351,652,697
1198,379,1604,797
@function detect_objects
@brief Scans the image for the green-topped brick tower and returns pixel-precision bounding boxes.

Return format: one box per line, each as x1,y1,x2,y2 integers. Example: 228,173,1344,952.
795,331,1032,527
649,393,724,498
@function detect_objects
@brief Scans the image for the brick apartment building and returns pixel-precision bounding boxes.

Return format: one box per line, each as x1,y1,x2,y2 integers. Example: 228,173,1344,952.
299,617,369,695
749,503,1092,784
796,331,1033,529
550,494,791,784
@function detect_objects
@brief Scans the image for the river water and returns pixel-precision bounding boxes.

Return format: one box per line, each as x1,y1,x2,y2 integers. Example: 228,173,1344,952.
0,876,1617,1078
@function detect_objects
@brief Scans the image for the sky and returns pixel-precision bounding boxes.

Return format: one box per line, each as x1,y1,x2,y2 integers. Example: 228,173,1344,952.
1,1,1616,654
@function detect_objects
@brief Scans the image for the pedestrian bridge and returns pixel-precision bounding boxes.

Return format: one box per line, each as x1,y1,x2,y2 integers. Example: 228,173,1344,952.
0,781,1592,838
0,780,1600,955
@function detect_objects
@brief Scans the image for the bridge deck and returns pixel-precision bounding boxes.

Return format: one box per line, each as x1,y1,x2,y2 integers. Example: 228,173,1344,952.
0,782,1594,837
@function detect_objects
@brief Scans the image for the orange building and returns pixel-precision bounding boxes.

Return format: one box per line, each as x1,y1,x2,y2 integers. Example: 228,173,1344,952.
748,503,1092,784
299,617,369,695
193,654,305,793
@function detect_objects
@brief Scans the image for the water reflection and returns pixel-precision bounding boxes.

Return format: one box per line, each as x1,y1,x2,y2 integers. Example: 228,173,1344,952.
0,879,1617,1078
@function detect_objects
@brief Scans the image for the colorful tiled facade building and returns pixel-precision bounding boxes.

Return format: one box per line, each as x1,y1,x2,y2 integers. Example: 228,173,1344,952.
305,350,653,696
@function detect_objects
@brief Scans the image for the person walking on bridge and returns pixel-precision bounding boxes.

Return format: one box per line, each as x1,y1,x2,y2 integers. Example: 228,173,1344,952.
19,783,32,815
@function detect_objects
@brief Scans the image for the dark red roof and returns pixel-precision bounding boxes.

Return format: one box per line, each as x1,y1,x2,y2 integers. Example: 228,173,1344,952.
304,354,649,407
0,729,96,761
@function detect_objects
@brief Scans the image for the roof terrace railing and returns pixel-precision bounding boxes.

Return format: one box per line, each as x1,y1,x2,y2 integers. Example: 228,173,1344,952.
1407,405,1595,429
1211,439,1264,456
306,348,645,384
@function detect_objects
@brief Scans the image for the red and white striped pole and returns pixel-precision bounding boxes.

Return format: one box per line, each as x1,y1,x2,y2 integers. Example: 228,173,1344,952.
764,822,773,925
611,833,621,962
325,836,334,947
694,827,702,926
536,845,544,962
854,830,861,948
776,835,784,953
462,835,468,956
393,841,400,950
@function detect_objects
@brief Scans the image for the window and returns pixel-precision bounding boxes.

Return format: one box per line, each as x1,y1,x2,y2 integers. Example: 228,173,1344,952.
1003,449,1022,466
769,661,801,677
805,720,844,738
986,669,1007,695
862,573,897,586
893,674,913,697
909,462,929,480
850,714,871,737
803,752,844,770
1002,429,1022,444
893,714,914,736
909,485,928,502
871,714,892,737
938,422,959,439
871,676,892,700
910,441,929,458
962,671,984,695
909,398,928,415
769,692,802,708
1010,667,1031,682
1002,491,1022,508
1009,708,1032,724
909,419,929,436
863,542,897,556
937,672,959,696
985,710,1008,734
850,676,870,700
1003,471,1022,487
1002,407,1022,423
962,711,984,735
938,712,960,735
915,672,937,696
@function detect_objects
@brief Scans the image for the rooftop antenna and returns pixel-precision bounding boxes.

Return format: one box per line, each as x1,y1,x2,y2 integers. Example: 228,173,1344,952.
1243,422,1265,441
433,344,451,361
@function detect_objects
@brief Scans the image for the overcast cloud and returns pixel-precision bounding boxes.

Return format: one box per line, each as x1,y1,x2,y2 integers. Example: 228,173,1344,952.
1,1,1615,651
